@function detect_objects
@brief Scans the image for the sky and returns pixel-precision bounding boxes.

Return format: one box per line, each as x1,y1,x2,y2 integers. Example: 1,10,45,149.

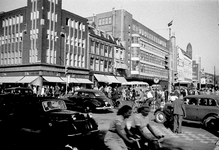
0,0,219,74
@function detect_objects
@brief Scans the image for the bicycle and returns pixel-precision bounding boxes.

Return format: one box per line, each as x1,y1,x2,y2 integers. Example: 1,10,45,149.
129,135,165,150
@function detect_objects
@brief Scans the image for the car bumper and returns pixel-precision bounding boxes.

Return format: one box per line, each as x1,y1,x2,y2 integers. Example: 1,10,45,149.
67,129,99,137
96,106,113,110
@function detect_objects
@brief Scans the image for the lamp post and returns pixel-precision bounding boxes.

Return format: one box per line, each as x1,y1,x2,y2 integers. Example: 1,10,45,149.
61,30,68,94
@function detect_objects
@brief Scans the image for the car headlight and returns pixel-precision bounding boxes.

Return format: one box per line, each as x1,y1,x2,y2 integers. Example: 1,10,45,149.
87,112,93,118
71,115,76,120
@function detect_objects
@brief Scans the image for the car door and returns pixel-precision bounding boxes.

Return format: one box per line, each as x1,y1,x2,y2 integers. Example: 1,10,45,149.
184,97,199,121
197,98,217,121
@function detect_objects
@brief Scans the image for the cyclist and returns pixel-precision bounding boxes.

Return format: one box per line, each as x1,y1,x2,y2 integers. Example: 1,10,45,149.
130,106,164,149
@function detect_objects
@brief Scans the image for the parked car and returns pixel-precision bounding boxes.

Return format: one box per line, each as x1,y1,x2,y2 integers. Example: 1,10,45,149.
154,95,219,131
0,90,99,150
3,87,36,97
61,89,113,112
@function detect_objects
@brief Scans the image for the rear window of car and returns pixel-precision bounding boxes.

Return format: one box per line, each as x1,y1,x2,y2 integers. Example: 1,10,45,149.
199,98,217,106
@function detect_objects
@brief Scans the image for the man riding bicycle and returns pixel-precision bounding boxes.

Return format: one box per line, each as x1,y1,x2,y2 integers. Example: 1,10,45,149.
129,106,164,149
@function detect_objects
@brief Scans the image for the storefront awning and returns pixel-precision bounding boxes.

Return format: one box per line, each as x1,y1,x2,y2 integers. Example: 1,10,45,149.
17,76,39,83
61,77,79,83
0,76,24,83
76,78,93,84
43,76,64,83
105,75,121,84
116,76,127,83
94,74,109,83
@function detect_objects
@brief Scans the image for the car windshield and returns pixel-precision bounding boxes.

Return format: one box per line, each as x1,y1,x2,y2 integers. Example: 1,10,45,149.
93,91,105,97
73,91,106,97
42,100,67,111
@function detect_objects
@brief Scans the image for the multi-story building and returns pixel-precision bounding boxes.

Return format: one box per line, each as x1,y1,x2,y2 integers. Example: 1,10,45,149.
87,9,170,86
88,23,126,87
0,0,92,90
176,44,193,85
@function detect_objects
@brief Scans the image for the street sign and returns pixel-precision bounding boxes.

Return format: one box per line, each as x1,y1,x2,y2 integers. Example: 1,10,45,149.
154,78,159,83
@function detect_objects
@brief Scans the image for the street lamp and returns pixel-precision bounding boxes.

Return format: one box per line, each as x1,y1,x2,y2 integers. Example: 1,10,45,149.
61,29,68,94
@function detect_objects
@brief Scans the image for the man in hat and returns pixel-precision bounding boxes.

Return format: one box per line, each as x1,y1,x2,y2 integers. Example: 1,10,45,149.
172,93,186,133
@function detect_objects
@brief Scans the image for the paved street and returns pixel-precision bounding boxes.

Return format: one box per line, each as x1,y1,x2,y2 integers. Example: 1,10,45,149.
92,108,219,150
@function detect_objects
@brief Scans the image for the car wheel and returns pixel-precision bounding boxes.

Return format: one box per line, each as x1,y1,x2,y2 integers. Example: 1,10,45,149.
204,116,218,131
64,144,80,150
155,111,166,123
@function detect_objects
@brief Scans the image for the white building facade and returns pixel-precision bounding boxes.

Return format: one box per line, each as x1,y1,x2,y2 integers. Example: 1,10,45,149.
177,46,193,84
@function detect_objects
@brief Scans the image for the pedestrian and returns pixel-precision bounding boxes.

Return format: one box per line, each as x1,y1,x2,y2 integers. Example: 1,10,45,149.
104,105,134,150
172,93,186,134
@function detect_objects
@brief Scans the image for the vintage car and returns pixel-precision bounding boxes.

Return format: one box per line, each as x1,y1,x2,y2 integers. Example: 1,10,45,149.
0,90,99,150
61,89,113,112
154,95,219,131
3,87,37,97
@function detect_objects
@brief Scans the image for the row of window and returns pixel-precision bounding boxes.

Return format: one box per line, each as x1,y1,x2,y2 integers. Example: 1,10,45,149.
98,17,112,26
2,15,24,27
66,18,86,31
140,40,167,56
66,53,85,68
140,51,164,66
114,48,124,60
0,51,22,65
29,49,38,63
140,63,168,77
132,24,167,48
90,57,112,72
31,11,40,20
90,41,113,58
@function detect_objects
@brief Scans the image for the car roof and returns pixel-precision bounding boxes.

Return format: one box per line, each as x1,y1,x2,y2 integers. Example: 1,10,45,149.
4,87,32,90
184,94,219,101
75,89,102,93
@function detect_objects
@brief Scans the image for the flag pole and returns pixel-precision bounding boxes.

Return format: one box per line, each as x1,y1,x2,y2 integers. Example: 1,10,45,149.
168,26,172,99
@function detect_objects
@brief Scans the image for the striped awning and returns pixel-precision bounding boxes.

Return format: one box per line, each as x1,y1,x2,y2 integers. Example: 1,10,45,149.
17,76,39,83
94,74,109,83
0,76,24,83
116,76,127,83
76,78,93,84
61,77,79,83
105,75,121,84
43,76,64,83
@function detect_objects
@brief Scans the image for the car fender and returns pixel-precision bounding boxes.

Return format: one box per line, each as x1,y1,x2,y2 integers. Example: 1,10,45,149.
203,113,219,124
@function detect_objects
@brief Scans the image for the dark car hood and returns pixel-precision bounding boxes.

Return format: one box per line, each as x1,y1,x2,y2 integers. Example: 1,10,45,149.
96,96,112,103
48,109,78,115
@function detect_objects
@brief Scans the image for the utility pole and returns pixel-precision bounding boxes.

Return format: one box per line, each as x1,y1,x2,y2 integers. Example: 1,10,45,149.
168,27,172,96
214,66,216,90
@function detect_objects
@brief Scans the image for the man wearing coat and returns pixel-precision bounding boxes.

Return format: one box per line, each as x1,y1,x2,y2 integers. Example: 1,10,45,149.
172,93,186,133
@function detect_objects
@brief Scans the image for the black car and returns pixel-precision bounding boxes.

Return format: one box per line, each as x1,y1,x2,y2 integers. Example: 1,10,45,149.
3,87,36,97
0,90,99,150
62,89,113,112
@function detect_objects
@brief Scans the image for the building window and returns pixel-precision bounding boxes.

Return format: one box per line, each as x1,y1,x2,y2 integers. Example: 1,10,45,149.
108,17,112,24
98,19,101,26
90,57,94,70
104,60,108,72
95,59,99,71
100,59,104,71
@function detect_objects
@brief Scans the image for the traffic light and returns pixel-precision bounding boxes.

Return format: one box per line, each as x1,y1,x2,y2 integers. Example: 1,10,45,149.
164,55,169,70
174,72,178,83
65,67,68,75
